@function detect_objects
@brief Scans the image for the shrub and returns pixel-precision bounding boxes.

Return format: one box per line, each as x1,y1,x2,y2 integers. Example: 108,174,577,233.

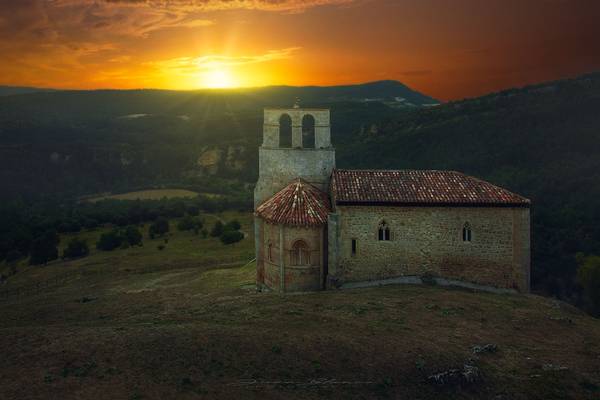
224,220,241,231
149,217,169,237
96,230,122,251
124,225,143,246
177,216,202,232
576,253,600,316
210,221,224,237
220,230,244,245
29,230,59,265
5,249,23,263
63,237,89,259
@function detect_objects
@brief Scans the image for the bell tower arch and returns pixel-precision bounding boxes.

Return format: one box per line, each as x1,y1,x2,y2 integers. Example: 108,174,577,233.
254,106,336,208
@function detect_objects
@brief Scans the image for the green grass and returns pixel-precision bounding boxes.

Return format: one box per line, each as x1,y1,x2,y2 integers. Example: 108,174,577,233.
0,212,599,400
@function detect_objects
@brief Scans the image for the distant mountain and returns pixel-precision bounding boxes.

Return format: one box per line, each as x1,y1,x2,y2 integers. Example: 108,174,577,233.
0,86,57,96
258,80,439,106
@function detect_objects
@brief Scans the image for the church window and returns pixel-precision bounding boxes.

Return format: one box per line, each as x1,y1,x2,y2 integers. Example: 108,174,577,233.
378,221,391,241
291,240,310,266
267,242,273,262
462,223,472,242
279,113,292,148
302,114,316,148
351,238,357,256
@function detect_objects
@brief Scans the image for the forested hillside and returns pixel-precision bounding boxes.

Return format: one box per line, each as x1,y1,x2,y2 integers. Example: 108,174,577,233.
0,81,421,199
1,74,599,307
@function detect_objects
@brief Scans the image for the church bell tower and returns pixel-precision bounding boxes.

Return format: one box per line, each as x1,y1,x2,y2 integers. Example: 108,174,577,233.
253,104,336,209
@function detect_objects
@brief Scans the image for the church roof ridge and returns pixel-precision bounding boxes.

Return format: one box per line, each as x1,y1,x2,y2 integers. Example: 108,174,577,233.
331,169,530,207
255,178,331,227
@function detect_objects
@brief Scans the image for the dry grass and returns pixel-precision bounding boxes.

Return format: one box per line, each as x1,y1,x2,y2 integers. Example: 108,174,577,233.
1,213,599,399
85,189,201,202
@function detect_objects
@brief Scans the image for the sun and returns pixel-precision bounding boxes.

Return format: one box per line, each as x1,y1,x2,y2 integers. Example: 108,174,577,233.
200,68,236,89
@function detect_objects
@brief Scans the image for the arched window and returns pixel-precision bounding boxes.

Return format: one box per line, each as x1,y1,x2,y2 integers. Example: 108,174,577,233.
291,240,310,266
462,223,472,242
302,114,316,149
378,221,391,241
279,113,292,148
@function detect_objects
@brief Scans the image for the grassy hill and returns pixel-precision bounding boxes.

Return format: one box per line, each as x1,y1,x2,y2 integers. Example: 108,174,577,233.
0,212,599,399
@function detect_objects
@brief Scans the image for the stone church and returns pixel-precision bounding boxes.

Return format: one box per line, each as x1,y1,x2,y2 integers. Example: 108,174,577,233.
253,106,531,293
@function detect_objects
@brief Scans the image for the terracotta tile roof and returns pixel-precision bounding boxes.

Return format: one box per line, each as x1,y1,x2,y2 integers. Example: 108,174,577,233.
256,178,331,226
331,169,530,207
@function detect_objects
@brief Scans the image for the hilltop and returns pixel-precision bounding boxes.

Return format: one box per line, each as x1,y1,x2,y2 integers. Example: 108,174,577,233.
0,212,598,399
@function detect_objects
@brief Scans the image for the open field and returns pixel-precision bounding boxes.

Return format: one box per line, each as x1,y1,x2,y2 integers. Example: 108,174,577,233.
85,189,202,202
1,212,599,399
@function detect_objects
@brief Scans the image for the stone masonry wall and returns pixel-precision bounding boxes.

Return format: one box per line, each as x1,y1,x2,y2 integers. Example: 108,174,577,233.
332,206,530,291
261,221,324,292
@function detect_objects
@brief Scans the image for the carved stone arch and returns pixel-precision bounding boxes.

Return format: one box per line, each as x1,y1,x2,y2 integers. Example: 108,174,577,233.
290,239,310,266
378,220,391,241
301,114,316,148
279,113,292,148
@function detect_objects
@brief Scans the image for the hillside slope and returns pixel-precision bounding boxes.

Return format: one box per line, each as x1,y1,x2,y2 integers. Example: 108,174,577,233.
1,255,599,400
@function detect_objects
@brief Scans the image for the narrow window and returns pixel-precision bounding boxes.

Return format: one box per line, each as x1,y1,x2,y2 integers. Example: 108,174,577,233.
302,114,316,148
462,223,472,242
267,243,273,261
378,221,391,241
279,113,292,148
351,238,357,256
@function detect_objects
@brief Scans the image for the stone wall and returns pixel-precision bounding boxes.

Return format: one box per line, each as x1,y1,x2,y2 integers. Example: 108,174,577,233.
254,147,335,207
329,205,530,292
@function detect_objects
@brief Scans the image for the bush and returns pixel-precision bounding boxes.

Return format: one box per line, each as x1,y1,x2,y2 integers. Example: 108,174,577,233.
177,216,202,232
576,253,600,316
149,217,169,237
224,220,241,231
124,225,143,246
5,249,22,263
96,230,122,251
63,237,89,259
220,230,244,245
210,221,224,237
29,231,59,265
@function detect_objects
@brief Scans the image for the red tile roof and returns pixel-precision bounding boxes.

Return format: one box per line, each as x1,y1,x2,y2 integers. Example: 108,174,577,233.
256,179,331,226
331,169,530,207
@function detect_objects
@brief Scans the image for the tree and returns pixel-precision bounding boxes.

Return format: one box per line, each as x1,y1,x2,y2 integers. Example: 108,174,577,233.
149,217,169,237
5,249,22,263
576,253,600,316
29,230,59,265
220,230,244,245
124,225,143,246
96,230,122,251
63,237,89,259
210,221,224,237
177,215,201,232
224,220,241,231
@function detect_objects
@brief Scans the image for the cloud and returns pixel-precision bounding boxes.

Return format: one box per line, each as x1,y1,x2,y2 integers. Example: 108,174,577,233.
149,47,301,74
100,0,355,13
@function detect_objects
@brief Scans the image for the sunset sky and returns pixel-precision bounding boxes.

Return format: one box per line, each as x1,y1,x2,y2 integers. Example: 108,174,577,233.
1,0,599,100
